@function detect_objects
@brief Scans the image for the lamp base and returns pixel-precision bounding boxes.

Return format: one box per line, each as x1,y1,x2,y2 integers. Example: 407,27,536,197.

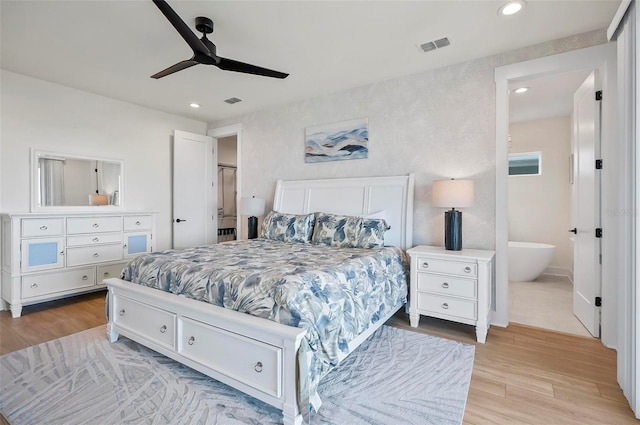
247,216,258,239
444,209,462,251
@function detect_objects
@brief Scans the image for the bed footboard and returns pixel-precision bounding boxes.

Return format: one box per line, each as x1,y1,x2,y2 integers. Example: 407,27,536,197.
106,278,306,425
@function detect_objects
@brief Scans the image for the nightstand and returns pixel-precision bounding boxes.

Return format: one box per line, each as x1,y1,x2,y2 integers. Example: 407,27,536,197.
406,245,495,343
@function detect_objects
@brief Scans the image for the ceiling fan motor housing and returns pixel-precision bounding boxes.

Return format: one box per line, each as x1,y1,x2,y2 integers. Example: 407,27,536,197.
195,16,214,34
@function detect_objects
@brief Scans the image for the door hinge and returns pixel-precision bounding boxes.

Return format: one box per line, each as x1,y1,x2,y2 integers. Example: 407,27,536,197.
595,296,602,307
595,90,602,101
595,159,602,169
595,228,602,238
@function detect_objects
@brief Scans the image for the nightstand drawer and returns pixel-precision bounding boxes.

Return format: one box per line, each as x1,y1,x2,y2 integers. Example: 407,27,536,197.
417,293,477,320
417,257,477,277
417,273,477,298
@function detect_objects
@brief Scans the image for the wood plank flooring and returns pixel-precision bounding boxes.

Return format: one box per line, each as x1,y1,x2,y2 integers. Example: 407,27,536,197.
0,292,637,424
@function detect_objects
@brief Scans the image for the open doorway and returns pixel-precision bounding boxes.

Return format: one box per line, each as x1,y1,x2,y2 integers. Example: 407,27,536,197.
494,43,619,350
208,124,243,240
506,69,594,337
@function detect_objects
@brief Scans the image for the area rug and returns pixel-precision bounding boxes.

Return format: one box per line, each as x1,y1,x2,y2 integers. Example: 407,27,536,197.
0,325,474,425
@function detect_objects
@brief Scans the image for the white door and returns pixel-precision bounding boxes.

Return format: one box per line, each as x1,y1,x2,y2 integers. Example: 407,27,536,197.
572,71,601,337
173,130,217,249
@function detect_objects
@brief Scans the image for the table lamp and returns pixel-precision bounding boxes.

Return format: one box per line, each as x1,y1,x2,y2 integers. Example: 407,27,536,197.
432,178,474,251
240,196,266,239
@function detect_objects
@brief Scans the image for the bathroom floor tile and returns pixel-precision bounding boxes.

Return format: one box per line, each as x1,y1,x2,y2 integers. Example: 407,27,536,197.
509,275,593,338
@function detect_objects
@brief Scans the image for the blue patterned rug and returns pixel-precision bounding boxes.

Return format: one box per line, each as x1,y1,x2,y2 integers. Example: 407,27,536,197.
0,324,474,425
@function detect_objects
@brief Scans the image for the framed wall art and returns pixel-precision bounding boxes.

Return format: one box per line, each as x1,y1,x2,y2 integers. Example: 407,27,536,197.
304,118,369,163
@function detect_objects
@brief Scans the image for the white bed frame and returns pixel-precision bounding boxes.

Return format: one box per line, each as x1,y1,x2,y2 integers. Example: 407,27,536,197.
106,174,414,425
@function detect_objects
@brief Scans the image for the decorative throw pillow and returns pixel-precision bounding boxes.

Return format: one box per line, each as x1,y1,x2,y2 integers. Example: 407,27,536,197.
260,211,315,243
311,212,362,248
354,218,391,248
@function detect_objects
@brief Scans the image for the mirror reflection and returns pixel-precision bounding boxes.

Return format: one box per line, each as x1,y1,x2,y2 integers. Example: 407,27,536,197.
34,152,122,208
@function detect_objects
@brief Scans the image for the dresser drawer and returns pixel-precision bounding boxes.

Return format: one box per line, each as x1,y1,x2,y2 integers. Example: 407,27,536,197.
417,257,477,278
179,317,282,398
417,273,477,298
123,215,152,231
22,218,64,237
66,217,122,234
67,232,122,247
417,293,477,320
113,295,176,350
67,244,122,266
22,267,95,298
97,262,127,283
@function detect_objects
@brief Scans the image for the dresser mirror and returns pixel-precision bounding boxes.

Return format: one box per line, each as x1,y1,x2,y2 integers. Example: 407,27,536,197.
31,150,124,211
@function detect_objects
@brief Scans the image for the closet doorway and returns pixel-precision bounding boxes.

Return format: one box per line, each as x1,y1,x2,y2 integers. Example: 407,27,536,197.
208,124,243,241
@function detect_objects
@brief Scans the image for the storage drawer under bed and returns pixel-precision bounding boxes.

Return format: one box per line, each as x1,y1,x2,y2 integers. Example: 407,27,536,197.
113,295,176,351
178,316,282,398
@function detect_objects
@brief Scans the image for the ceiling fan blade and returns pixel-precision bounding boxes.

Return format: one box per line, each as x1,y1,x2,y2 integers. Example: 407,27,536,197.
152,0,209,56
151,59,199,79
217,57,289,79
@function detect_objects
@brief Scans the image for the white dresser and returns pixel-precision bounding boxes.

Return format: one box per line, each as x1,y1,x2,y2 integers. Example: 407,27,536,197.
1,212,155,317
407,245,495,343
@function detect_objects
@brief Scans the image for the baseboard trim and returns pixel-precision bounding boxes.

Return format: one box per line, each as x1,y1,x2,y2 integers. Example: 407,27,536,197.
542,267,573,284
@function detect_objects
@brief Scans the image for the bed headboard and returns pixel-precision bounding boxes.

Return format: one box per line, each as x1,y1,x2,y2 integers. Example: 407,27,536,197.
273,174,414,250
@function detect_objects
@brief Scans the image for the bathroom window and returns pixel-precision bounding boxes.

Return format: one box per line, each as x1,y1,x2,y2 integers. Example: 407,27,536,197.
508,152,541,176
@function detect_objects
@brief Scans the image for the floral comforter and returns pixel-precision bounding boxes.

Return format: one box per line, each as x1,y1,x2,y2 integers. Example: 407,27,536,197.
122,239,408,412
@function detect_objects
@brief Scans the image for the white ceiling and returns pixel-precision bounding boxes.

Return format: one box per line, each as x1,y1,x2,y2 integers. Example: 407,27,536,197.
1,0,620,123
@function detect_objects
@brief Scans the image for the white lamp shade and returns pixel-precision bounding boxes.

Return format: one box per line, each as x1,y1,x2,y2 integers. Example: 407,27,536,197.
240,196,266,216
432,179,474,208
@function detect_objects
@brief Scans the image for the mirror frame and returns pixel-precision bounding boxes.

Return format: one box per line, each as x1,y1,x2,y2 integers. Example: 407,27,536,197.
30,149,125,212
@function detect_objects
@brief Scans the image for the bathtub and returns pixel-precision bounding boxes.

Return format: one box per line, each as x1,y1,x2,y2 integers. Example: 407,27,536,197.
508,241,555,282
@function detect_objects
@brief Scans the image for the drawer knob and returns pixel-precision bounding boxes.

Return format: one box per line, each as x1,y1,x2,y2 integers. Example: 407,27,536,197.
442,303,449,310
254,362,263,373
442,282,449,289
104,272,110,277
119,309,125,316
422,262,429,268
135,221,141,225
60,251,64,256
93,253,99,258
30,283,38,288
188,336,195,345
464,267,472,273
160,325,167,334
93,237,99,242
93,223,99,228
40,225,48,230
82,275,88,280
123,244,128,249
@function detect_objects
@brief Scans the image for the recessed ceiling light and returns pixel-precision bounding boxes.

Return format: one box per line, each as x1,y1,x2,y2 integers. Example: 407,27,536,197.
189,103,200,108
513,87,529,94
498,0,526,16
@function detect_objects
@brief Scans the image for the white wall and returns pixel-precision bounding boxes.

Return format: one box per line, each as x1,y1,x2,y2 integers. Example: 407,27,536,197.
210,30,607,251
508,117,573,273
0,70,207,250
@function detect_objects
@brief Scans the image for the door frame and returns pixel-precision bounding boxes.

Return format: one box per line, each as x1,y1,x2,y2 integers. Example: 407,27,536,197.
494,43,620,348
208,124,243,240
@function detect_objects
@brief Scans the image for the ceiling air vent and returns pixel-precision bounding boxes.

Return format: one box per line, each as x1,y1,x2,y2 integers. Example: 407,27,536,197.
418,37,451,53
224,97,242,104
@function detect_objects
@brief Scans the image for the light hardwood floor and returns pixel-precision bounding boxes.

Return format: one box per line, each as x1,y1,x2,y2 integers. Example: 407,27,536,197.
0,292,637,424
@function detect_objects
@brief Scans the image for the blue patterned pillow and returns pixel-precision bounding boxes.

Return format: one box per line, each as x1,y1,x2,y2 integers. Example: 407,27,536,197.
260,211,315,243
355,218,391,248
311,213,390,248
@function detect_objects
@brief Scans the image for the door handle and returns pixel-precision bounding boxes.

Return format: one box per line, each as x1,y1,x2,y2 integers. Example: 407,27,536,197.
175,218,187,223
569,228,577,234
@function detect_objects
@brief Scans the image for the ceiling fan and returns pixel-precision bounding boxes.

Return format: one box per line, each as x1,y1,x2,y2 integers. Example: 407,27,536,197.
151,0,289,80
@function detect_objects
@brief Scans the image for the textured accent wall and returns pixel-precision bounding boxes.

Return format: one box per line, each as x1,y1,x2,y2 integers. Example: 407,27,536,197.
211,30,607,250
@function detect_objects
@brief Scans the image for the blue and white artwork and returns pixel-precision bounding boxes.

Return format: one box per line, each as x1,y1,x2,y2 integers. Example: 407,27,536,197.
305,118,369,163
